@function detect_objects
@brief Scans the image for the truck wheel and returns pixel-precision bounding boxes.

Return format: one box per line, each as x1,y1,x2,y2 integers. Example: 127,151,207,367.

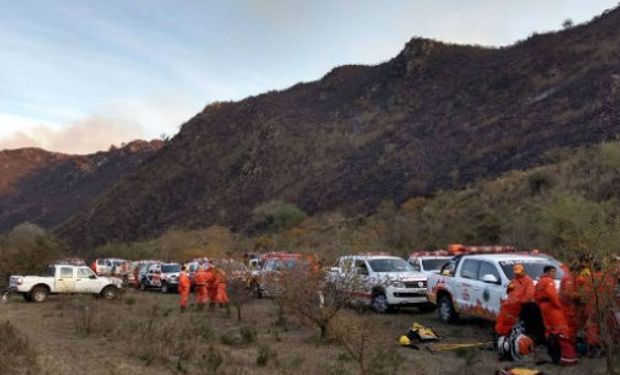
438,295,458,323
22,293,32,302
101,286,118,300
31,286,49,303
161,282,169,294
372,293,389,314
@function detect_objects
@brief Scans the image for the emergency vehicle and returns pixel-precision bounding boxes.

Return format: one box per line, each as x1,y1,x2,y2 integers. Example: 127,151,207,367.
249,252,318,298
91,258,127,276
427,252,564,323
408,250,453,276
328,254,429,313
141,263,182,293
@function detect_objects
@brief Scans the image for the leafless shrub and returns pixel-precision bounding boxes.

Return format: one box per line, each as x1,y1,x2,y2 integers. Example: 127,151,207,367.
278,263,365,340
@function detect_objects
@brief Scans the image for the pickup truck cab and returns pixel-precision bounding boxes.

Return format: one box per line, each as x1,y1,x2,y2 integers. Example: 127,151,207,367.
329,255,429,313
408,253,453,277
8,264,122,303
427,254,563,323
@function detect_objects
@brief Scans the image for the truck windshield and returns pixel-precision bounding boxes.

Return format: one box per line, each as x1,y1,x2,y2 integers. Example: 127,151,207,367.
499,260,563,280
162,265,181,273
368,259,415,273
422,258,451,271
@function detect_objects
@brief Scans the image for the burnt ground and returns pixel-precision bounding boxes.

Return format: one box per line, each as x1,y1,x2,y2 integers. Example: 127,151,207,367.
0,290,612,375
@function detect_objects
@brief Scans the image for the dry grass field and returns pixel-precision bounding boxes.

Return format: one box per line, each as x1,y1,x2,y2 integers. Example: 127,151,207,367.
0,289,613,375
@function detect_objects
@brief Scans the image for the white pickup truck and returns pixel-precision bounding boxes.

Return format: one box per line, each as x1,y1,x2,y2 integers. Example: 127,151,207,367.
328,255,430,313
8,264,123,303
427,253,563,323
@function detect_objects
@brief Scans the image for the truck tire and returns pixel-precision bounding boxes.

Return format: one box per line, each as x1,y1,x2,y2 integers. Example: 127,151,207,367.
31,286,49,303
438,295,458,323
101,286,118,300
372,292,389,314
161,282,169,294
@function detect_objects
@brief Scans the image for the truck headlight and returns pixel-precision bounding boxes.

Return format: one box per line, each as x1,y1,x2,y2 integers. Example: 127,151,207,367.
391,281,405,288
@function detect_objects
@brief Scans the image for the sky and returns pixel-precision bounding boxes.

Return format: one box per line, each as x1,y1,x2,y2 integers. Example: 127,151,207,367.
0,0,617,154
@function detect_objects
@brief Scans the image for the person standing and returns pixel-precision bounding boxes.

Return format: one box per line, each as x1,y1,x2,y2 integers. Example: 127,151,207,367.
511,264,535,303
535,265,578,366
495,283,521,337
214,267,229,307
178,266,191,313
194,265,208,311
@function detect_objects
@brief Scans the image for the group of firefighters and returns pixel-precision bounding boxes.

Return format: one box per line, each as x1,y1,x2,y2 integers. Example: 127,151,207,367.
177,264,229,312
495,256,618,366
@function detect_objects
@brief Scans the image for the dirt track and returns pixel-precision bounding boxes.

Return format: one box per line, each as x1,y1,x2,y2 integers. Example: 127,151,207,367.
0,290,612,375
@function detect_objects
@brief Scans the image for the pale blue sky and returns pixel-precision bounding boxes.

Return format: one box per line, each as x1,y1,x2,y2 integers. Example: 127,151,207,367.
0,0,617,153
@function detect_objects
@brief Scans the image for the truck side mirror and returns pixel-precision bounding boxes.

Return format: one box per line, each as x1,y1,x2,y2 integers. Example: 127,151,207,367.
481,274,499,284
89,274,97,279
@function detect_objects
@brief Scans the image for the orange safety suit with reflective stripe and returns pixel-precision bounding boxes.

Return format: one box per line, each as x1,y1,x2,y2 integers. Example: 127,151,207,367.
194,269,208,305
178,272,191,308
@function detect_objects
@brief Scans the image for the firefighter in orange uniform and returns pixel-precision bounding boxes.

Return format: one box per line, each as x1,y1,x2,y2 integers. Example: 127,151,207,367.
205,264,218,308
214,267,229,306
559,264,580,342
511,264,535,303
194,265,208,310
178,266,191,313
495,282,521,336
535,265,578,366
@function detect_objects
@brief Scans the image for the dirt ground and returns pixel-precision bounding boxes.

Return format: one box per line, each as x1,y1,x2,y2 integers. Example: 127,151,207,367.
0,289,613,375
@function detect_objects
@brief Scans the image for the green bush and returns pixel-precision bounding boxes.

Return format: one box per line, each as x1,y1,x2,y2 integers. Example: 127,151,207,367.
252,200,307,233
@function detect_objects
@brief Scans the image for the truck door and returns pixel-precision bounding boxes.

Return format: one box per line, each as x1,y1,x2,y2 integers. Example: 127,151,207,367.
476,261,504,319
56,267,76,293
75,267,100,293
455,259,480,312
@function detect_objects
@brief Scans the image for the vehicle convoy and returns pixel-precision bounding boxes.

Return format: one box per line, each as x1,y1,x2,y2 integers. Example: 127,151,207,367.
250,252,318,298
427,253,564,323
91,258,128,276
141,262,181,293
8,264,122,303
408,251,453,276
328,254,430,313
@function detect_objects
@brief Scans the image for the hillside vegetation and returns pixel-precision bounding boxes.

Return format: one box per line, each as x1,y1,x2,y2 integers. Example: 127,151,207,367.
59,6,620,249
88,141,620,263
0,140,162,232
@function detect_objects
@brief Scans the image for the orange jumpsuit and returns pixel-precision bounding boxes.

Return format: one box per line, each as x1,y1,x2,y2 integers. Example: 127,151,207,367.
178,271,191,309
214,269,229,305
194,269,209,305
559,269,580,341
495,288,521,336
512,274,535,304
535,274,577,365
205,267,218,303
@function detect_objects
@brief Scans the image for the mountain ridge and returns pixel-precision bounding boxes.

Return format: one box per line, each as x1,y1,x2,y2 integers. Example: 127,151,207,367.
56,6,620,249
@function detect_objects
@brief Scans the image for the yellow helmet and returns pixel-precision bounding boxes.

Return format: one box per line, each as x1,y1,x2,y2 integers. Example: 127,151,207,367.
399,336,411,346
